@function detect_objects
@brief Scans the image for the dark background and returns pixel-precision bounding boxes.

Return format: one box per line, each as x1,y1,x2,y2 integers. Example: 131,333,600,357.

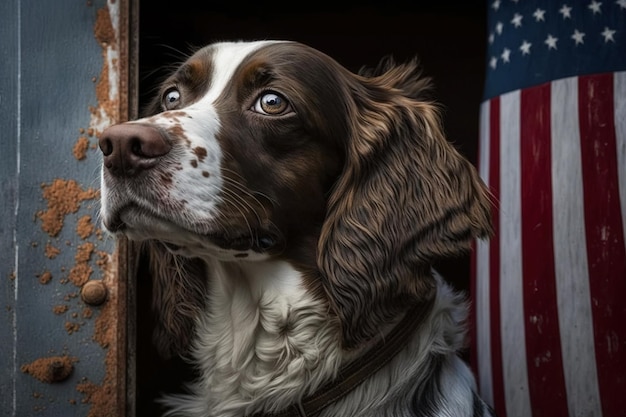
137,1,487,414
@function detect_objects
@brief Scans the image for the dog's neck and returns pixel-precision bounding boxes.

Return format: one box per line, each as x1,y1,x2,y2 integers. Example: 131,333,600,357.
188,257,352,416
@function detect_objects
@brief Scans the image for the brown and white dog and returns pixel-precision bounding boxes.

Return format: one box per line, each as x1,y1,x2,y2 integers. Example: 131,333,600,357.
99,40,494,417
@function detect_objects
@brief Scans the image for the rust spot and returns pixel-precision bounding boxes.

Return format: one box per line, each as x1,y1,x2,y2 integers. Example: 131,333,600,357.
45,243,61,259
95,250,109,270
94,8,115,45
77,215,95,239
76,379,99,404
73,136,90,160
53,305,70,315
69,264,93,288
67,242,95,287
64,292,79,302
37,179,99,237
82,307,93,319
21,356,77,384
38,271,53,285
76,242,95,263
65,321,81,334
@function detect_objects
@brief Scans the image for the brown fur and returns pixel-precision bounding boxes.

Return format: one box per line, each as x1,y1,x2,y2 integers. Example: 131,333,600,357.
318,60,492,348
143,240,208,358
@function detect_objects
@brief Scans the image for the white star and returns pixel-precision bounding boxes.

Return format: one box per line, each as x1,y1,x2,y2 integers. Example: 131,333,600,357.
520,40,532,55
533,8,546,21
490,56,498,69
496,21,504,35
617,0,626,9
545,34,559,49
588,0,602,14
601,26,616,42
559,4,573,18
492,0,501,10
572,29,586,44
489,33,495,44
511,13,523,27
501,48,512,63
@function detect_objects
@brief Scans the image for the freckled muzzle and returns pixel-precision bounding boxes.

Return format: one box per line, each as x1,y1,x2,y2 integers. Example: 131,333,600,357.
99,123,171,177
98,120,282,256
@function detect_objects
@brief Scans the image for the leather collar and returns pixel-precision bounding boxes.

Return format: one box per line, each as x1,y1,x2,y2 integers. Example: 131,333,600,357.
250,298,434,417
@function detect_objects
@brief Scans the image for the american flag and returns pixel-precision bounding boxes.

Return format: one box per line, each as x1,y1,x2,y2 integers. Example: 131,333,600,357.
471,1,626,417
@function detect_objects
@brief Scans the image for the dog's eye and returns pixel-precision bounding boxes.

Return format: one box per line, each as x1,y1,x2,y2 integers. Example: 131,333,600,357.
163,88,181,110
253,92,291,115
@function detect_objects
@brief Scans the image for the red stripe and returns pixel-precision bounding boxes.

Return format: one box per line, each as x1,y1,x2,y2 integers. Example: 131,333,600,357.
470,240,478,377
520,84,568,417
488,98,506,417
578,73,626,417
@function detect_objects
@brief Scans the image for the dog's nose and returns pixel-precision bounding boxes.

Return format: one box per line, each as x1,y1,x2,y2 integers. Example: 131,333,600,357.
98,123,171,177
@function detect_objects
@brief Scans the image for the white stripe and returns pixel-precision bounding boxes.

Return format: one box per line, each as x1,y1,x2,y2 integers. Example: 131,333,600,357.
207,41,282,104
499,90,532,417
476,101,493,406
551,76,603,417
13,0,21,414
614,71,626,249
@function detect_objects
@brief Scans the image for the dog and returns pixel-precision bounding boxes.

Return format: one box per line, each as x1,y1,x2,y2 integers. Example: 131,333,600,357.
99,40,494,417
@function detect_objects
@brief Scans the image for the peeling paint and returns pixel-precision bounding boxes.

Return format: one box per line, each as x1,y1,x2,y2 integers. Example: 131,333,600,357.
72,1,125,416
21,356,78,384
90,1,121,135
18,0,125,414
37,179,99,238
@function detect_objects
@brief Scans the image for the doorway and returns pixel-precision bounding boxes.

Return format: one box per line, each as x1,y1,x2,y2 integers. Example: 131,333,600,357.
135,2,487,414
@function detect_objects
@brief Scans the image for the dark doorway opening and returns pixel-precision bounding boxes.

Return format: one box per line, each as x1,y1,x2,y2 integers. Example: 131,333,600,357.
136,2,487,414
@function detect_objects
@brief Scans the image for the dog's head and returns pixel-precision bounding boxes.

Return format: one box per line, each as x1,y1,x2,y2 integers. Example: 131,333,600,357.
99,40,492,354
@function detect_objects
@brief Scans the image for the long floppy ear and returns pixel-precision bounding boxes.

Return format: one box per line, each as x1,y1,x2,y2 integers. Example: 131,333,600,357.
318,59,493,349
139,240,208,359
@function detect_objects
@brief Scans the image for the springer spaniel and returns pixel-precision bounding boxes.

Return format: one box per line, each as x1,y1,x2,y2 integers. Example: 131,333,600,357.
99,40,495,417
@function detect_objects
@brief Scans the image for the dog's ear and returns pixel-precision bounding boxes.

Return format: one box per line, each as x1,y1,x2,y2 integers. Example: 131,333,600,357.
318,61,493,349
139,240,208,359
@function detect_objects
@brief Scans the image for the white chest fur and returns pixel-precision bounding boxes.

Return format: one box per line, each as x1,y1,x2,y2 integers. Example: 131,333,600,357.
167,259,344,417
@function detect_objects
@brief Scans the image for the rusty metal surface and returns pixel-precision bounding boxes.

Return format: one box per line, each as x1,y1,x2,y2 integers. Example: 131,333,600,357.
0,0,131,415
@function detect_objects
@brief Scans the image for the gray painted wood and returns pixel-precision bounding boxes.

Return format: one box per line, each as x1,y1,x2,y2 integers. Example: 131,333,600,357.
1,1,119,415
